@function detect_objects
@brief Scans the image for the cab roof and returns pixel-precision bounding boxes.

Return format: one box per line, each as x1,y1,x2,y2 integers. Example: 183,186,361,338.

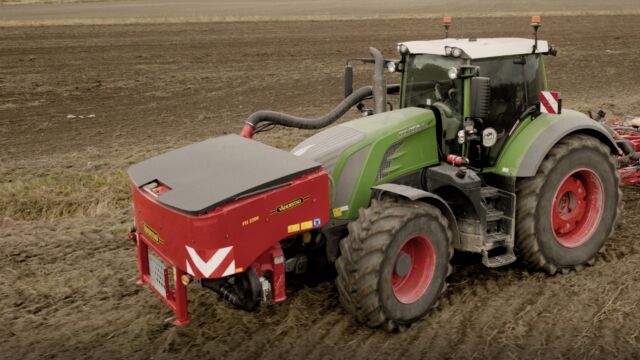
399,37,550,60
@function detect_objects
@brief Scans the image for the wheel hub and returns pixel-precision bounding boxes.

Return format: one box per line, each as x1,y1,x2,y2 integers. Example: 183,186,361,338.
391,235,436,304
551,168,604,248
394,252,412,277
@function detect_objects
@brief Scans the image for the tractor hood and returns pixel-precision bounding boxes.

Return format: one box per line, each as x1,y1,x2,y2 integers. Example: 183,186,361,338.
128,134,321,215
291,107,436,176
291,107,440,219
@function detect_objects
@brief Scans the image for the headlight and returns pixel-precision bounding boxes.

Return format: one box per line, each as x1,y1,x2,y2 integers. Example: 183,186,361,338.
386,62,397,73
448,67,458,79
482,127,498,147
445,46,463,58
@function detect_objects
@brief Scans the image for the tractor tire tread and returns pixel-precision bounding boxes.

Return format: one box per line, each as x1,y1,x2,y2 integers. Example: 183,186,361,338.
515,134,622,274
335,198,452,331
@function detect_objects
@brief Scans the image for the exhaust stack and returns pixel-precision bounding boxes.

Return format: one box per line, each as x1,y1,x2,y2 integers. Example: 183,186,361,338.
369,47,387,114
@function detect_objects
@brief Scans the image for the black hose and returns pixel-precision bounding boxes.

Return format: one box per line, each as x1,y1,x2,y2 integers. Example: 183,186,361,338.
245,85,373,130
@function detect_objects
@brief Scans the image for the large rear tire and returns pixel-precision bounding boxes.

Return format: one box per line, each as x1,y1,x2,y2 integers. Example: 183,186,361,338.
335,199,452,331
516,134,621,274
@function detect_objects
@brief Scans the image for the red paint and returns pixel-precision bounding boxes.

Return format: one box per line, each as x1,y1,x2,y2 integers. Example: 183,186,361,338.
613,127,640,185
551,168,604,248
135,237,191,325
446,154,468,166
392,234,436,304
149,183,171,196
252,244,286,302
131,168,330,324
620,166,640,185
540,91,560,114
239,124,255,139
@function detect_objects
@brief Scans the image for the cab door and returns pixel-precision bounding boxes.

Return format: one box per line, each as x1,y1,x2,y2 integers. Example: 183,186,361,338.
467,55,546,168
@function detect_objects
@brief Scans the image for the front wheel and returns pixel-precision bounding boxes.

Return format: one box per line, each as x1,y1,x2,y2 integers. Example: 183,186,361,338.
516,134,621,274
335,199,452,331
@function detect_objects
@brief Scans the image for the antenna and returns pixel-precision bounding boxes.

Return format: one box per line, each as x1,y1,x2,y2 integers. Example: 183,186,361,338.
530,15,541,53
442,16,452,39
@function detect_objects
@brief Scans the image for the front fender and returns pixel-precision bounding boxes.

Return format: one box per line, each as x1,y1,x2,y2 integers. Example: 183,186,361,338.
493,109,618,177
371,183,460,248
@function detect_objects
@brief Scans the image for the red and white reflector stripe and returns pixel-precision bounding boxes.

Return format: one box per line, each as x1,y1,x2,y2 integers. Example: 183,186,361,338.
540,91,561,114
185,246,236,278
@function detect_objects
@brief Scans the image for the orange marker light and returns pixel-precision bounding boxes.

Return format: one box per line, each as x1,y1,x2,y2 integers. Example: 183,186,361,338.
442,16,452,25
531,15,541,25
180,274,192,286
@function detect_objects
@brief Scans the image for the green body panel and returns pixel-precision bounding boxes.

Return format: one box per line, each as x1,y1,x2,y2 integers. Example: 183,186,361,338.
539,56,549,90
483,113,540,176
330,107,440,219
489,109,617,177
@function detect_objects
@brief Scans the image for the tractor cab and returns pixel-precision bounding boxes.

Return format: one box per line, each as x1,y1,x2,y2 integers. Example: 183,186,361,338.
396,35,553,169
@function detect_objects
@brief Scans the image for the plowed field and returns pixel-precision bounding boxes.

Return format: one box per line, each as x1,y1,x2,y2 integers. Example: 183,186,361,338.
2,14,640,359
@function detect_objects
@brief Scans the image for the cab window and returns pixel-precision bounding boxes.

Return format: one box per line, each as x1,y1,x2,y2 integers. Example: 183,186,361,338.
471,54,544,167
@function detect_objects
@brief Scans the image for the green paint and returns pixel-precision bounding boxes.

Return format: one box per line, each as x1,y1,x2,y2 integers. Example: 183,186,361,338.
540,56,548,90
491,112,556,177
329,107,440,219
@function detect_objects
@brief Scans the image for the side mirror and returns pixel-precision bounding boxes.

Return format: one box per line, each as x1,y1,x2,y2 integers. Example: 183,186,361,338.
344,64,353,98
470,77,490,119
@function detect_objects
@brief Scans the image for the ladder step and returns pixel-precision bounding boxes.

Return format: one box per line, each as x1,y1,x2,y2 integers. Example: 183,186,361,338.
480,186,500,198
484,232,510,250
486,232,510,243
486,208,504,222
482,251,517,268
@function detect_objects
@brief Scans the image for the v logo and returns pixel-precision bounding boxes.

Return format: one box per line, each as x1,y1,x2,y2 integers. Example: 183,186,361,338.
185,246,233,278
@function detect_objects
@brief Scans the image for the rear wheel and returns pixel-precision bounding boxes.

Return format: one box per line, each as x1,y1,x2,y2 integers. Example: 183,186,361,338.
516,134,621,274
335,199,452,331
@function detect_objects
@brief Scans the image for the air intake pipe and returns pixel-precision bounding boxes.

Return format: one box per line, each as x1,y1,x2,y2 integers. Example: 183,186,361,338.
239,47,391,139
239,85,374,138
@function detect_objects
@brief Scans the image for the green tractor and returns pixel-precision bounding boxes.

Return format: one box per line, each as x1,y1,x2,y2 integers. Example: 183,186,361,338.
243,16,620,328
129,17,621,330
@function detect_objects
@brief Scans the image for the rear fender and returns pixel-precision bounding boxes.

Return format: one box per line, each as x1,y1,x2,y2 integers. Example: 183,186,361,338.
371,183,460,248
493,109,619,177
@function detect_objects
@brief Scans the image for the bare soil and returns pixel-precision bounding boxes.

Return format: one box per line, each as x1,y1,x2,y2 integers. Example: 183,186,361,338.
2,15,640,359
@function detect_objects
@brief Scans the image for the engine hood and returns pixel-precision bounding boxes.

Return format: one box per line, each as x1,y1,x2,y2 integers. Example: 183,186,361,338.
291,107,435,176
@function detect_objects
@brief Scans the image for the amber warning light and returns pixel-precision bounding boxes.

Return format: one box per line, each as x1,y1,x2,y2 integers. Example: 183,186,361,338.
531,15,541,26
442,16,452,38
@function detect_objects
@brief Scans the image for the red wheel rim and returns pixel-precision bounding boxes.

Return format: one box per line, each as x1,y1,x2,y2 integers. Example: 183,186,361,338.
391,234,436,304
551,168,604,248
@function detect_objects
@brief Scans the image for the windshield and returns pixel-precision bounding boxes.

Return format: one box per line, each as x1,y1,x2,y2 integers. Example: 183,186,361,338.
401,54,464,115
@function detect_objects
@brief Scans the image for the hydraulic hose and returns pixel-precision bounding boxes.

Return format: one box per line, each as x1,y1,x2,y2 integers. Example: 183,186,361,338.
240,85,373,138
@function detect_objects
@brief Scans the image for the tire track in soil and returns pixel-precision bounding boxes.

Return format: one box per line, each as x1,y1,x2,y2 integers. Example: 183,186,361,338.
1,193,640,359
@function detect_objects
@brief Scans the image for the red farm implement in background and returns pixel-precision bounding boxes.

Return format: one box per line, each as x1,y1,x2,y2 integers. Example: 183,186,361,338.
599,112,640,185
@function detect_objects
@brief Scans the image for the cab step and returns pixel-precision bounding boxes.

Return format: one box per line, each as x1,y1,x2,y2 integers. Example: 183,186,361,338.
484,232,510,250
486,208,504,222
480,186,500,199
482,248,517,268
